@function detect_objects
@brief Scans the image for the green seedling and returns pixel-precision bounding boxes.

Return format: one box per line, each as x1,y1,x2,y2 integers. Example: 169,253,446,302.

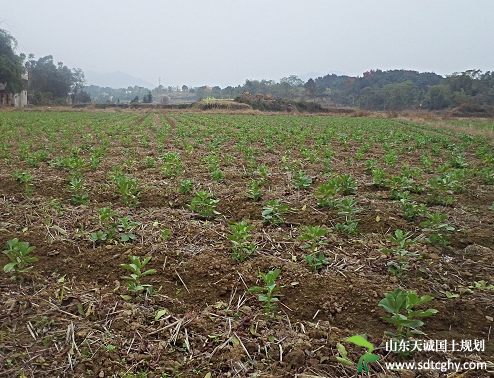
117,216,141,242
247,179,262,201
227,221,257,262
3,238,38,273
13,170,34,194
302,253,328,273
470,280,494,291
364,159,378,174
160,152,182,178
383,150,398,167
188,191,220,219
292,170,312,190
421,155,434,173
381,229,418,278
489,202,494,211
144,156,156,168
68,175,90,205
315,180,340,208
379,289,437,345
112,173,141,207
389,176,415,200
248,269,283,318
420,212,455,247
298,225,328,252
298,225,329,272
89,230,108,247
90,208,140,246
426,176,456,206
178,179,194,195
334,197,360,235
262,199,288,225
120,255,156,296
211,169,225,182
256,165,270,185
160,228,172,241
339,174,357,195
400,198,428,220
372,168,387,188
450,154,469,169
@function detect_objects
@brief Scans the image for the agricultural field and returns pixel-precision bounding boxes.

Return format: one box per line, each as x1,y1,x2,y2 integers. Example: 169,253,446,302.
0,110,493,377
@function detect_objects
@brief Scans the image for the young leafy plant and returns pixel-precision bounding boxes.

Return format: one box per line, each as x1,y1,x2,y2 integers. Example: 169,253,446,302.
378,289,438,344
178,178,194,195
13,170,34,194
68,174,90,205
420,212,455,247
371,168,387,188
381,229,418,278
302,253,328,273
188,191,220,219
262,199,288,225
248,269,283,318
3,238,38,273
160,152,182,178
227,221,257,262
247,179,262,201
120,255,157,296
292,170,312,190
315,180,340,208
334,197,360,235
211,169,225,182
112,173,141,207
298,225,328,252
117,216,141,242
298,225,329,272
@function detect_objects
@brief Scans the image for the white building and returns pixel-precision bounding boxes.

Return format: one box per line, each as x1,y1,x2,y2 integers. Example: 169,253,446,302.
0,73,28,107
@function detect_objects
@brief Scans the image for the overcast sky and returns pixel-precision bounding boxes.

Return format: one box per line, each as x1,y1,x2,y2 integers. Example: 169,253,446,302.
2,0,493,88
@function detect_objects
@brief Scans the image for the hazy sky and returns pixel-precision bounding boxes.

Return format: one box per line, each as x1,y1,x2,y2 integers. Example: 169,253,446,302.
2,0,493,88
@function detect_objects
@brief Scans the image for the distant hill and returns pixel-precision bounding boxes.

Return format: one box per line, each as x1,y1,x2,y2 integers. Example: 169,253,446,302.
85,70,155,89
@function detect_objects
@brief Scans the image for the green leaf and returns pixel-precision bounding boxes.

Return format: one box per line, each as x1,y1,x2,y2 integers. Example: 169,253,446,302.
336,356,353,366
3,262,16,273
445,291,459,298
346,335,373,352
155,309,167,321
141,269,157,276
336,342,348,358
408,309,438,318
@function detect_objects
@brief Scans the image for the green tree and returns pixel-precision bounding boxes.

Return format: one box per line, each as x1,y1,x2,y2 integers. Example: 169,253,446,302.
142,92,152,103
74,90,91,103
383,81,417,110
304,78,318,101
426,84,452,110
70,67,86,103
26,55,75,105
0,29,25,94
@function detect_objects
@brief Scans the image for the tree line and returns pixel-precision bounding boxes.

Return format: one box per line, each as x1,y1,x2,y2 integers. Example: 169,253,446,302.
176,70,494,113
2,27,493,111
0,28,89,105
